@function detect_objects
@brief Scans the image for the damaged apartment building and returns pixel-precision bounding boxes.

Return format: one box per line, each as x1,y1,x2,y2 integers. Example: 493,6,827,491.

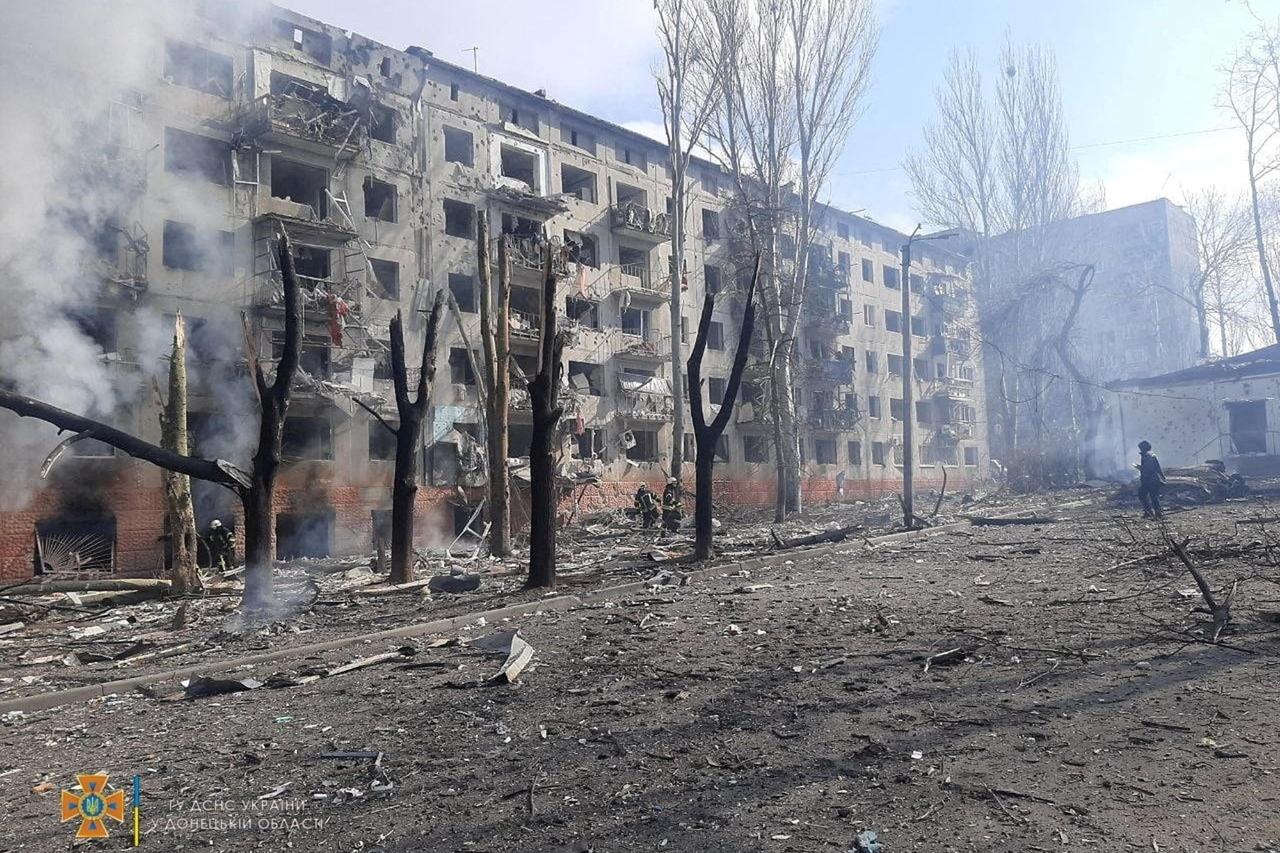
0,1,988,579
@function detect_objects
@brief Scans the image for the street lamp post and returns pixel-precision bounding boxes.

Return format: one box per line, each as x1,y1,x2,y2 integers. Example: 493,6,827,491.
899,225,957,529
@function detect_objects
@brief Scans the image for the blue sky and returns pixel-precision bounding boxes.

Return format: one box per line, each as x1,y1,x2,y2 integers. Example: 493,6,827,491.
288,0,1269,229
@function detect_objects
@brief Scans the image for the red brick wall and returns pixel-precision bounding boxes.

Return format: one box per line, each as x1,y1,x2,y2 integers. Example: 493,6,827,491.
0,463,983,579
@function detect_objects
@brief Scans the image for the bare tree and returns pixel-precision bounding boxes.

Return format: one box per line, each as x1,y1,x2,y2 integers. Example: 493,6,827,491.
702,0,877,519
0,234,302,610
527,251,567,588
159,312,200,594
655,0,724,494
689,257,759,559
1224,22,1280,343
1182,188,1256,356
476,212,512,556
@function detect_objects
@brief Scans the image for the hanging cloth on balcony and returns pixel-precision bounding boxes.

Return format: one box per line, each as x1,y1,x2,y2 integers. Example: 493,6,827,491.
324,291,351,346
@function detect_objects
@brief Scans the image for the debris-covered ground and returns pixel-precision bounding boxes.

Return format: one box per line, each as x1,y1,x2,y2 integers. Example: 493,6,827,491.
4,488,1280,851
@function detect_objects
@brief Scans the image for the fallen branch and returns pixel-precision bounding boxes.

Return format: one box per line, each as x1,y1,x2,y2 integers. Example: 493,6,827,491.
770,523,863,550
967,515,1058,526
1167,535,1234,642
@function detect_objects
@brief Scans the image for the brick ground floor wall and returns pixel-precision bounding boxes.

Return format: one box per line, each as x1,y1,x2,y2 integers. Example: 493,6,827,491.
0,459,984,580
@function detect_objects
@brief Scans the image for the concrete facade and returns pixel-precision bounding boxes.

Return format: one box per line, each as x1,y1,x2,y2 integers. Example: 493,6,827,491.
0,2,988,580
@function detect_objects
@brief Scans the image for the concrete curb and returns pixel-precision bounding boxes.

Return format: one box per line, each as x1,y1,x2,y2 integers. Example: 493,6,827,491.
0,497,1095,715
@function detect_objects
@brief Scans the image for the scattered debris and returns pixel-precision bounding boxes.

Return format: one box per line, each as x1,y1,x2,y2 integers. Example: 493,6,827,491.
427,572,483,594
183,675,264,699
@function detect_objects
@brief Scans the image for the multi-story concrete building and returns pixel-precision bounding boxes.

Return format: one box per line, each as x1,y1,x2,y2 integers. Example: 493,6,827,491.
0,2,988,578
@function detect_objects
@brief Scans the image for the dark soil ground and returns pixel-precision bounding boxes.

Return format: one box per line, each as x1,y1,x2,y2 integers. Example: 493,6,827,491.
2,491,1279,852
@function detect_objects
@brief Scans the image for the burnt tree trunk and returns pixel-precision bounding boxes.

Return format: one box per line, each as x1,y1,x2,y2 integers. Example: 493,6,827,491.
689,256,759,560
386,291,446,584
527,249,566,589
240,232,303,612
478,213,512,557
161,312,200,595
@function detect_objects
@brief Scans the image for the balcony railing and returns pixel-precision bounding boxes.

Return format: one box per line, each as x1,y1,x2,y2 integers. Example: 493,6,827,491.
613,331,670,361
614,263,667,297
502,234,575,279
806,251,850,290
610,202,672,241
809,405,860,431
241,90,366,152
931,376,973,400
935,421,975,442
805,357,855,385
617,387,675,421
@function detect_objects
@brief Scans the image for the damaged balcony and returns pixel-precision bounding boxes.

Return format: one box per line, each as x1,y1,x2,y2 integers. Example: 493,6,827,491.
805,247,849,290
612,246,666,301
927,274,970,318
501,232,576,280
610,194,672,244
238,72,371,157
805,356,855,385
804,290,853,335
808,397,861,431
612,328,670,364
616,376,675,422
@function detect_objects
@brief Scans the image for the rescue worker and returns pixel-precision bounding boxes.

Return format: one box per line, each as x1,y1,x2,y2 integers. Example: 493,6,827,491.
634,484,659,529
1135,440,1166,520
661,477,683,532
206,519,236,571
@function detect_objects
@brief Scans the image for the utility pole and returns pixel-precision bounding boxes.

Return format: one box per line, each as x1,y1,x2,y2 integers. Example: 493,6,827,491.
899,226,920,529
899,225,957,529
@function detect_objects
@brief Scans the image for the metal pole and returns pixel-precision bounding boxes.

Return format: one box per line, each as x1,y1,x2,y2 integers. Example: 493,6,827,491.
900,234,915,528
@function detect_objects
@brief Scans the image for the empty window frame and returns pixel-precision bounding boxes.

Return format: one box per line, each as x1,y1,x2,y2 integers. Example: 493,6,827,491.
499,144,539,191
501,103,539,133
282,416,333,460
561,163,597,203
617,144,647,171
164,128,231,185
449,348,476,385
561,124,596,154
443,126,474,166
369,104,396,144
871,441,886,465
565,296,599,329
1227,400,1268,453
270,158,329,217
164,41,233,98
707,377,727,405
162,221,232,273
883,265,900,289
743,433,768,463
564,230,598,267
363,177,397,222
814,438,837,465
369,258,400,300
701,208,722,240
443,199,475,238
626,429,660,462
847,440,862,465
867,395,882,419
704,264,723,295
449,272,476,313
707,321,725,351
861,258,874,283
963,446,979,467
273,19,332,64
368,422,397,461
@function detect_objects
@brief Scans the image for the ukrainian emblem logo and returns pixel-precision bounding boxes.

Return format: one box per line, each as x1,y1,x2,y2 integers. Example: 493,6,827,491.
60,774,125,839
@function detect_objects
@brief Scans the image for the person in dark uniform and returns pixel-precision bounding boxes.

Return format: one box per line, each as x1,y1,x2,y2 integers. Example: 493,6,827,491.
1135,440,1166,520
634,485,659,529
206,519,236,571
661,477,683,532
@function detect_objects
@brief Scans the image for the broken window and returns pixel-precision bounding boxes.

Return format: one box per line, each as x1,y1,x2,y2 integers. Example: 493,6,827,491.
883,265,900,289
162,221,232,273
861,258,874,283
291,245,331,282
621,307,651,337
916,400,932,424
69,306,119,355
964,446,978,467
707,377,727,405
561,124,596,154
702,170,720,194
273,19,332,64
500,144,539,192
568,361,603,396
164,41,233,98
701,209,722,240
887,354,903,376
574,427,602,459
449,348,476,385
449,81,460,101
708,321,725,351
369,258,399,300
626,429,659,462
275,336,331,378
368,422,397,461
884,310,902,333
276,512,333,559
443,126,473,166
847,440,862,465
615,182,646,206
282,416,333,460
501,103,539,133
565,296,599,329
363,177,397,222
369,104,397,144
443,199,475,238
561,164,597,203
564,230,598,267
922,444,955,466
815,438,837,465
271,158,329,218
704,264,723,295
1228,400,1268,454
617,144,647,171
890,397,905,421
435,274,472,316
164,128,231,185
865,351,879,374
35,515,116,574
871,442,886,465
502,213,541,239
743,434,768,463
867,395,881,419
